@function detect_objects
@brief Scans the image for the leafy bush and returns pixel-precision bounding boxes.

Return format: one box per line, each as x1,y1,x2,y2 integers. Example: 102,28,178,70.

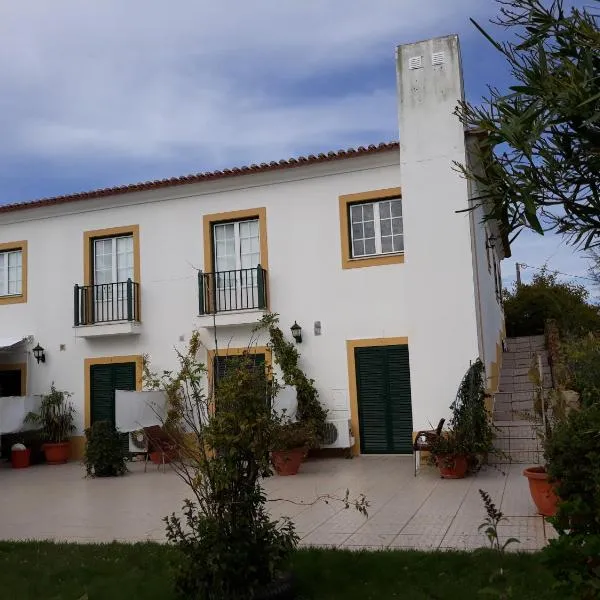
84,421,127,477
503,271,600,337
148,337,298,600
25,384,75,443
543,403,600,596
561,334,600,408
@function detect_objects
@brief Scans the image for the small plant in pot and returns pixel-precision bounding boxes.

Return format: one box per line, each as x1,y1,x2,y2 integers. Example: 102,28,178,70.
84,420,127,477
428,430,469,479
25,384,75,464
271,417,309,476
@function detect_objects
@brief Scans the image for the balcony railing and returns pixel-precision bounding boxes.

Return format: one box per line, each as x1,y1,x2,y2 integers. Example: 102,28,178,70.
74,280,140,326
198,266,267,315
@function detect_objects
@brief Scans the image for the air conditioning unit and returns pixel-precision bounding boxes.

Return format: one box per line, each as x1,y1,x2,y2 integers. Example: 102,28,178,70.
321,419,353,449
129,430,147,453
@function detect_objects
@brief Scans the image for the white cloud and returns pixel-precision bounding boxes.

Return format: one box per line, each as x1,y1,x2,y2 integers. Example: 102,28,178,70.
0,0,491,163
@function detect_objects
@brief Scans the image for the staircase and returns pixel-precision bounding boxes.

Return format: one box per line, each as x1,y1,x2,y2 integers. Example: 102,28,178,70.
492,335,552,464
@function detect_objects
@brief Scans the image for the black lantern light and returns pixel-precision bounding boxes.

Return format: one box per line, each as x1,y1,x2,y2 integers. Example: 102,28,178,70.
290,321,302,344
32,343,46,364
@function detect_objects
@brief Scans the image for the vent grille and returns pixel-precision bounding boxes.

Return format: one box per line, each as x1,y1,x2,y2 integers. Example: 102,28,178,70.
323,421,339,445
432,51,445,66
408,56,423,70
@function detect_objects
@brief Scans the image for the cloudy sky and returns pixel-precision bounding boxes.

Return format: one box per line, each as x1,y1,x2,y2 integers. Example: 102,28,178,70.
0,0,596,294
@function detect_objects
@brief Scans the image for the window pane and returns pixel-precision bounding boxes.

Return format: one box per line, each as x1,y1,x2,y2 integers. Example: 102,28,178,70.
379,201,391,219
214,223,234,242
362,203,374,221
391,199,402,217
364,220,375,238
351,223,363,240
392,218,403,235
350,205,362,224
393,235,404,252
380,219,392,236
381,237,393,253
365,238,377,255
353,239,365,257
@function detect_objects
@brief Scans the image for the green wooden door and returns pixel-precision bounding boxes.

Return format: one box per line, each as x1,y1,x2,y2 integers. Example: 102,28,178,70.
355,345,413,454
90,362,136,425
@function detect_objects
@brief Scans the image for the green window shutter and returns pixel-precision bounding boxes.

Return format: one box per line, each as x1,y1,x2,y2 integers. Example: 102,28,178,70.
386,345,414,453
354,345,413,454
90,364,115,425
355,347,390,454
214,354,265,384
90,362,136,426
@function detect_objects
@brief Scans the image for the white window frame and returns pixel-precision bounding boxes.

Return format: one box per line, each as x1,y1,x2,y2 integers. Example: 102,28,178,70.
349,199,403,258
93,235,134,285
213,219,260,275
0,249,23,297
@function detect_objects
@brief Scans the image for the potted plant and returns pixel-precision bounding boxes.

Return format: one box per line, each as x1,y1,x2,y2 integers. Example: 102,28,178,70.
429,359,496,479
25,384,75,464
271,419,309,476
84,420,127,477
10,443,31,469
428,430,469,479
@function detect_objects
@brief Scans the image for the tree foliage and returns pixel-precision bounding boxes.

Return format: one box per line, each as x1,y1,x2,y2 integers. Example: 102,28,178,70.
456,0,600,248
503,270,600,336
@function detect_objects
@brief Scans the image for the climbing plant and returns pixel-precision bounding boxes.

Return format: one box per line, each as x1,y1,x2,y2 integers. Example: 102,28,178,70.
257,313,328,447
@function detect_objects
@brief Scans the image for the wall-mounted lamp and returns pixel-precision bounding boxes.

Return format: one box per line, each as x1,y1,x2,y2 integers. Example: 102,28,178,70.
290,321,303,344
32,343,46,364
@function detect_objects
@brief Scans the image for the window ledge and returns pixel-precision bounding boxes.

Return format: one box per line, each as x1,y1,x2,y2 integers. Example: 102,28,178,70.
74,321,142,338
0,294,26,305
197,309,267,328
343,253,405,270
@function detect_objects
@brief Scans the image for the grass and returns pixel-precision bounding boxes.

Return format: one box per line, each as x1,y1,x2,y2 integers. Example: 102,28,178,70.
0,541,568,599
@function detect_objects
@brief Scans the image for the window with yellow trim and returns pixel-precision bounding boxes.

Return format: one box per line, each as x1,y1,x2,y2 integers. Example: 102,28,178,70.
349,198,403,258
0,241,27,304
339,188,404,269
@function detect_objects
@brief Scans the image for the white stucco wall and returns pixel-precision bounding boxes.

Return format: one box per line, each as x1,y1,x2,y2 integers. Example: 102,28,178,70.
0,153,409,442
397,35,481,429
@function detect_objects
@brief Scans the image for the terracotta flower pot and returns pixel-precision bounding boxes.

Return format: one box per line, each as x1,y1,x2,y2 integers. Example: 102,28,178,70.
436,454,468,479
149,449,177,465
271,448,304,476
11,449,31,469
523,466,559,516
42,442,71,465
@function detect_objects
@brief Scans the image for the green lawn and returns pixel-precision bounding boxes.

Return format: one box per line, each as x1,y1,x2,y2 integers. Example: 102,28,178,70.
0,541,567,599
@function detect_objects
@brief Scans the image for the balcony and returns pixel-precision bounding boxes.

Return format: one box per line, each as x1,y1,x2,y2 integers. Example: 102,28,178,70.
74,280,141,338
197,266,268,327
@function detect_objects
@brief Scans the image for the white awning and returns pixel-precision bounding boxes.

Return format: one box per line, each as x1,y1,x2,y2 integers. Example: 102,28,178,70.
0,336,32,352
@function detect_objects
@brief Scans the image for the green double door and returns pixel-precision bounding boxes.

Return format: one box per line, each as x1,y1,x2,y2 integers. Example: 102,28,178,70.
355,345,413,454
90,362,136,425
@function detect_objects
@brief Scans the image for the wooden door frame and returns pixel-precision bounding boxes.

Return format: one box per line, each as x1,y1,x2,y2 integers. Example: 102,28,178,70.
346,337,409,456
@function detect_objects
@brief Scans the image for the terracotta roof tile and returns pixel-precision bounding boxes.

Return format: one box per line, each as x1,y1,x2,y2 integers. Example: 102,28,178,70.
0,142,400,215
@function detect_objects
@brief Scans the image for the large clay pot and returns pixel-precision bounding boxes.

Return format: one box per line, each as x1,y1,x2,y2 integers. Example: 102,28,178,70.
43,442,71,465
437,454,468,479
523,466,559,516
271,448,304,476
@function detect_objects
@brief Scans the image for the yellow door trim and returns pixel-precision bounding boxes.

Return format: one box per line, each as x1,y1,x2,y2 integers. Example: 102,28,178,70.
0,362,27,395
346,337,409,456
83,355,143,429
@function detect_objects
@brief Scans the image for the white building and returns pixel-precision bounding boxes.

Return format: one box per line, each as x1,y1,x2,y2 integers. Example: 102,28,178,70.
0,35,508,458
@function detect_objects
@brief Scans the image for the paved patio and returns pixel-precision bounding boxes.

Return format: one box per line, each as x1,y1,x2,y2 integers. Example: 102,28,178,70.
0,456,555,551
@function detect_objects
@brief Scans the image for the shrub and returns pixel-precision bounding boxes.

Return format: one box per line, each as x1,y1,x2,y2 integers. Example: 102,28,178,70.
503,271,600,337
148,337,298,600
84,421,127,477
543,404,600,597
561,334,600,408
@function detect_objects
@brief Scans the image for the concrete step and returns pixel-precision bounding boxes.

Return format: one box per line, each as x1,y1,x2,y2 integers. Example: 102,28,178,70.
505,335,545,352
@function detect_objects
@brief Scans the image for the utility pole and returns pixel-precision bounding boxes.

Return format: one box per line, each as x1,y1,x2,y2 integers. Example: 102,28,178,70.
516,262,522,287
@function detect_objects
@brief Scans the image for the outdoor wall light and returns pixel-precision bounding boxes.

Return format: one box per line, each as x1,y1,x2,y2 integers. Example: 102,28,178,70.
290,321,303,344
32,343,46,364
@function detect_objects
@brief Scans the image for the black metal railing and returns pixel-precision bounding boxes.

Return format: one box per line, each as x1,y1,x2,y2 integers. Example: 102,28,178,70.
74,279,140,326
198,266,267,315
